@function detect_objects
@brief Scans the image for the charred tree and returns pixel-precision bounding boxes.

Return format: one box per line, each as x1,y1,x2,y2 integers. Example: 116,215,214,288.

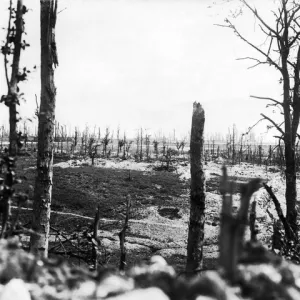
186,102,206,276
30,0,58,257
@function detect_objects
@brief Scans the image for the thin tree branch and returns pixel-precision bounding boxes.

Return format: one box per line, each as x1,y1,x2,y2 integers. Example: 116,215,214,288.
236,57,269,69
288,2,300,47
294,18,300,29
290,25,299,35
248,62,267,69
266,103,281,109
217,19,282,72
241,0,280,39
267,122,285,134
287,3,300,29
276,6,285,35
267,37,274,57
274,135,284,140
287,59,296,68
288,31,300,47
243,117,265,136
263,183,297,241
236,57,261,62
261,113,285,136
57,7,67,14
250,95,283,106
258,23,276,38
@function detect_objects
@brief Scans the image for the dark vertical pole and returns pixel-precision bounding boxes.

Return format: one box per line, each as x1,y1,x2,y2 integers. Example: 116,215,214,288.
186,102,206,276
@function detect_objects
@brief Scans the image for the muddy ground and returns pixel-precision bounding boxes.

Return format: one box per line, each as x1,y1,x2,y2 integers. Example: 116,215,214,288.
13,154,299,273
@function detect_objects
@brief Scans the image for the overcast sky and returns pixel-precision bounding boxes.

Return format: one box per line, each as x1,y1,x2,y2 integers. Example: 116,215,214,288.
0,0,284,141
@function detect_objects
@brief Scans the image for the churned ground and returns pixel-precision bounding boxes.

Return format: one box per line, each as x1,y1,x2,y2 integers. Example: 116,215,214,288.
14,154,299,272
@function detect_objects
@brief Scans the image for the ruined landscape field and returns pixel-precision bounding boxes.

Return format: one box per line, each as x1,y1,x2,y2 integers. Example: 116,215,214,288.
12,150,298,273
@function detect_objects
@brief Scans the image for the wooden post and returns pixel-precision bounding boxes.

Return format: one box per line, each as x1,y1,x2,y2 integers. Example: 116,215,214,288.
186,102,206,276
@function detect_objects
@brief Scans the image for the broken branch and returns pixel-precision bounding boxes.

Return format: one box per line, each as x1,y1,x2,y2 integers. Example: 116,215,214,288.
261,113,285,136
250,95,283,106
263,183,297,241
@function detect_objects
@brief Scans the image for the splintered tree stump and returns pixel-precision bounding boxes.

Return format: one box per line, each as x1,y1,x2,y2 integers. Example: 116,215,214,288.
186,102,206,276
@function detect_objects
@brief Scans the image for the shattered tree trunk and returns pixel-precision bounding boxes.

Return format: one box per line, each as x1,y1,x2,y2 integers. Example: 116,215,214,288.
30,0,58,257
186,102,206,275
8,0,24,156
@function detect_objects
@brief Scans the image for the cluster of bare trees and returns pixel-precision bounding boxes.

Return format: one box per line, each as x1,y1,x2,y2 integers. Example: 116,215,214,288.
203,138,300,168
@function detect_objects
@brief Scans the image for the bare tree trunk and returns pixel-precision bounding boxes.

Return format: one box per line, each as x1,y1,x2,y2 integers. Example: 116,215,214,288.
282,49,298,234
9,105,18,156
8,0,24,156
30,0,58,257
186,102,206,276
285,46,300,234
285,144,297,233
